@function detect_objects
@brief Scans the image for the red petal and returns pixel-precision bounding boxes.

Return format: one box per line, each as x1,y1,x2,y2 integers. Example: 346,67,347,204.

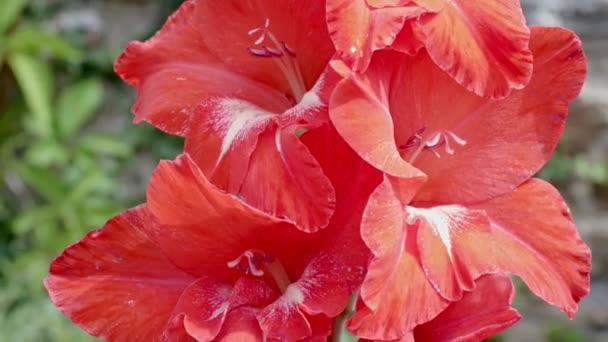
329,59,427,183
293,253,350,318
414,274,521,341
326,0,424,71
391,20,425,55
184,98,273,193
414,0,532,98
349,179,449,339
167,276,232,341
146,154,316,278
306,313,334,341
365,26,586,204
302,124,382,290
412,205,497,301
239,126,336,233
257,297,312,341
473,178,591,318
214,307,264,342
228,276,278,311
44,206,194,341
255,252,349,340
115,0,333,135
195,0,333,91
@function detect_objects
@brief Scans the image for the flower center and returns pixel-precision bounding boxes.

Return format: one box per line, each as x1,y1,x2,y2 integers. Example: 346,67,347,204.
248,19,308,103
227,248,291,293
399,127,467,164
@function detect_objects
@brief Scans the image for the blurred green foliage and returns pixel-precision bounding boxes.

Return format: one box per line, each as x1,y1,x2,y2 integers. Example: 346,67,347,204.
0,0,182,340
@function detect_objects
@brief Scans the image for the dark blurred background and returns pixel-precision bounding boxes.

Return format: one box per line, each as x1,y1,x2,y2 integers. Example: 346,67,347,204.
0,0,605,341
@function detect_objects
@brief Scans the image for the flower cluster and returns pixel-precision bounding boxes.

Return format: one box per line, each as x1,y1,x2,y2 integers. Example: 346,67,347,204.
45,0,591,341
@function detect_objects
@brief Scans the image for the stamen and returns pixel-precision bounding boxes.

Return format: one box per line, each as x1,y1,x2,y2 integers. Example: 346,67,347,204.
247,19,307,102
227,249,292,293
401,128,467,164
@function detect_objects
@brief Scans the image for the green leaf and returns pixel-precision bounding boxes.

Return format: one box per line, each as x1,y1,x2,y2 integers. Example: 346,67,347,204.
7,53,54,138
6,26,83,63
66,170,105,202
79,133,133,158
9,162,65,202
56,78,104,139
0,0,27,34
25,139,68,166
12,205,56,235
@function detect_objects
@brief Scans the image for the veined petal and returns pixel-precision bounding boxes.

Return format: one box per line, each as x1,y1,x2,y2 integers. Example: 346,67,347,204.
239,126,336,233
326,0,424,71
44,206,195,341
146,154,317,278
412,205,497,301
349,179,449,339
473,178,591,318
414,274,521,341
414,0,532,98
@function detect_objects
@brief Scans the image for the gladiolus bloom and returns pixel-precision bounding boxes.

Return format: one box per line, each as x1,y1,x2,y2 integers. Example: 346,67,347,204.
115,0,339,233
330,26,591,340
45,125,381,341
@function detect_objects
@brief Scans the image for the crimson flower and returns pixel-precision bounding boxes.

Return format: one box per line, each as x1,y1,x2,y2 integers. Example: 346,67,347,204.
329,26,591,340
115,0,339,233
45,125,380,341
326,0,533,98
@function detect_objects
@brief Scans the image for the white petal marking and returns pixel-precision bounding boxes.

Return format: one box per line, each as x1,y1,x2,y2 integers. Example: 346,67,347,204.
407,206,467,258
214,98,277,165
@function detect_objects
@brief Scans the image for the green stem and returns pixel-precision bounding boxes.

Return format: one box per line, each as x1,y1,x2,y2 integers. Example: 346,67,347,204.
330,290,359,342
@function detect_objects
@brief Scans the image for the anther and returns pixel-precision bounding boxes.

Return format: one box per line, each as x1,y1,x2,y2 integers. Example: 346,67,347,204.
282,41,296,57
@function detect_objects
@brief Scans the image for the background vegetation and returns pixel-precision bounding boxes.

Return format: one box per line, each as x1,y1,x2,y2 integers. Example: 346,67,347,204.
0,0,605,341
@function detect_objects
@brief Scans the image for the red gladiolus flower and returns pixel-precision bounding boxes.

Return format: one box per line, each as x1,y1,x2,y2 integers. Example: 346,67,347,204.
45,125,381,341
326,0,533,98
330,26,591,340
357,274,521,341
115,0,339,233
